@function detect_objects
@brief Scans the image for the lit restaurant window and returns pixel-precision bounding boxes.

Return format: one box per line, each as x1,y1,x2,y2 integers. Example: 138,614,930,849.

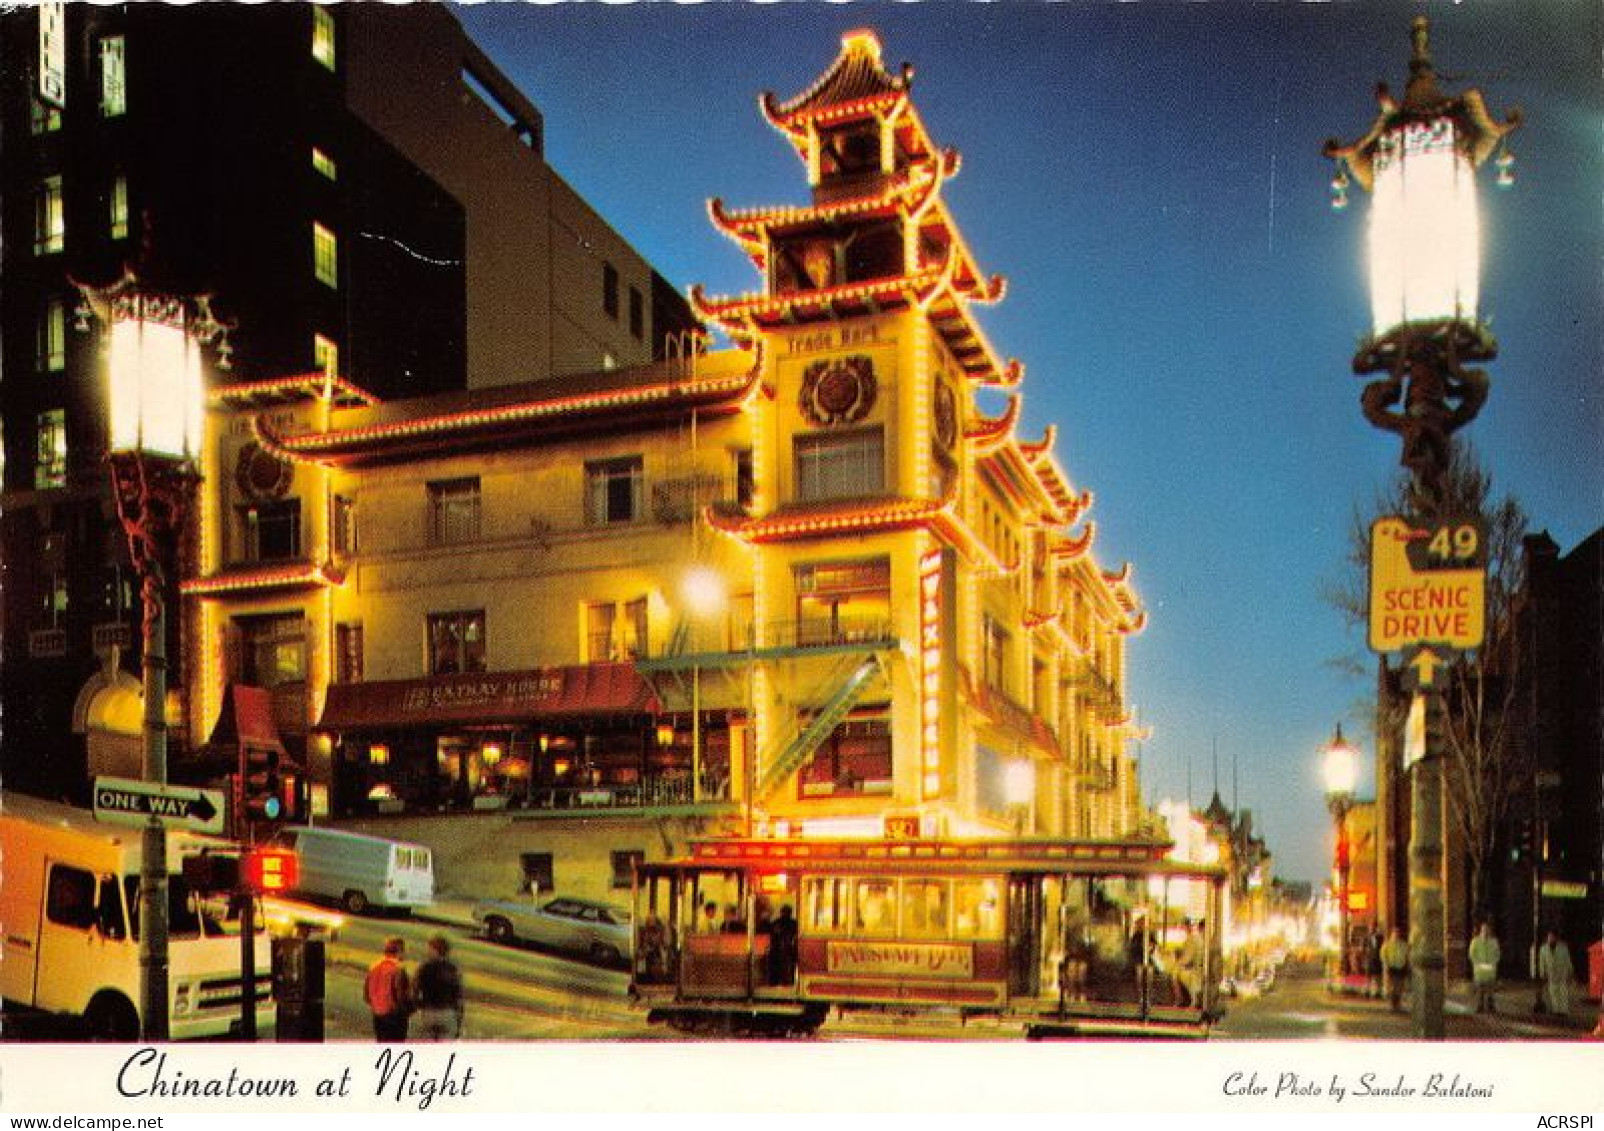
39,298,66,372
311,6,336,71
312,147,337,181
110,175,128,240
99,35,126,117
35,176,64,255
35,409,67,489
314,333,339,380
313,222,338,288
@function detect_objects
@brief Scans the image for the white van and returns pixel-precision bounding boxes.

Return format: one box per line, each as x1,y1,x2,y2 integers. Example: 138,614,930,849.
273,826,434,915
0,793,273,1040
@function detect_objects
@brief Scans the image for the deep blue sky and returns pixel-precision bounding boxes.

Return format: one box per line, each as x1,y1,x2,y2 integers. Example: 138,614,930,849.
454,0,1602,884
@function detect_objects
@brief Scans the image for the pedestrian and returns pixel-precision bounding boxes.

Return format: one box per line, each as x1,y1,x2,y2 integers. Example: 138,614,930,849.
639,910,669,980
1364,929,1384,998
415,935,465,1040
767,904,799,986
1536,930,1575,1018
1174,919,1202,1008
1467,921,1500,1014
363,936,413,1041
1380,926,1409,1012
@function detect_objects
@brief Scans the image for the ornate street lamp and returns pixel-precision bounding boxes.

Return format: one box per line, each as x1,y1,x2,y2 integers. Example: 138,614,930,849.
74,266,226,1040
1325,17,1519,1039
1323,724,1359,984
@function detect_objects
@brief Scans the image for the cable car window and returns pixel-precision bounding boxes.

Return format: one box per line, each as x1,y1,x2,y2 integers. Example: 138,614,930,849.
853,878,896,937
901,878,950,939
952,878,1003,940
803,876,850,934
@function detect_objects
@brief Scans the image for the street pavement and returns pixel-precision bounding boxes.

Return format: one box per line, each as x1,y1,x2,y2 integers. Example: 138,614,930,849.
1215,959,1601,1040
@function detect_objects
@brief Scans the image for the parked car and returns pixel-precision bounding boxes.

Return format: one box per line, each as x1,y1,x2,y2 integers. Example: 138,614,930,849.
472,895,632,965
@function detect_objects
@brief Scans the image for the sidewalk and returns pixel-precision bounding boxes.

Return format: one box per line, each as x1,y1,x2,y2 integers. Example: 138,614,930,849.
1446,979,1601,1038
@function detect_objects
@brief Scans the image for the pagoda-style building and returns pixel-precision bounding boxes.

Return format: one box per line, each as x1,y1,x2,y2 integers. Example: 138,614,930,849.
690,30,1147,839
174,29,1152,903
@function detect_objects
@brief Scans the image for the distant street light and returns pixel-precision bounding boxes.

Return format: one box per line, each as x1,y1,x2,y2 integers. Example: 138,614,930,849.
1004,759,1034,837
1325,16,1520,1040
1323,724,1359,984
75,266,225,1040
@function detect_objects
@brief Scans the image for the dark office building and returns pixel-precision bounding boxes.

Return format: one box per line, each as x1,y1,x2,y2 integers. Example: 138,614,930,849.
0,4,695,800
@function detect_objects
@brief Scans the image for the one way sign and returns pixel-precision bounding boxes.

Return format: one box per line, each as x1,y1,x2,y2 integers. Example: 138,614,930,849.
93,776,226,835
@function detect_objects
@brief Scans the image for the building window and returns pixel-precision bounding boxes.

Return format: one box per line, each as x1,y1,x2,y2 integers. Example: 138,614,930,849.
35,176,64,255
311,147,337,181
42,572,69,623
610,850,644,890
35,409,66,488
799,718,893,799
314,333,339,380
602,263,619,319
796,559,890,645
39,298,66,372
733,448,754,511
585,597,648,663
235,614,306,688
109,175,128,240
428,477,480,545
427,610,485,676
795,427,884,502
628,287,643,340
982,616,1009,695
30,96,61,135
240,499,301,562
332,494,356,555
313,222,338,288
585,456,643,525
520,853,554,896
311,6,336,71
335,622,363,684
99,35,126,117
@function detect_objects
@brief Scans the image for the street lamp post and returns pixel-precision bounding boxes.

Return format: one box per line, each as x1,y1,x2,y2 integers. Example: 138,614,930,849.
1323,725,1358,987
75,268,223,1041
1325,17,1520,1039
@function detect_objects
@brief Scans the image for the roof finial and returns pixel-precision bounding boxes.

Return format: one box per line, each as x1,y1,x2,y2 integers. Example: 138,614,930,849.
1411,16,1431,68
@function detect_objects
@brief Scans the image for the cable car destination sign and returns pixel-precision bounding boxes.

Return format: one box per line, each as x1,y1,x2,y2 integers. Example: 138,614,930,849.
1369,516,1487,670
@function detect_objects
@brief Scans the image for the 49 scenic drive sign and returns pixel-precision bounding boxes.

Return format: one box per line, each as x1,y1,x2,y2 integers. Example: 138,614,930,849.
93,775,226,835
1369,516,1486,655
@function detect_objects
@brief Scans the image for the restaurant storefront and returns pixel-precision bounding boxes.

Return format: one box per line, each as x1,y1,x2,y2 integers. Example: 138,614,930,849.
319,664,734,816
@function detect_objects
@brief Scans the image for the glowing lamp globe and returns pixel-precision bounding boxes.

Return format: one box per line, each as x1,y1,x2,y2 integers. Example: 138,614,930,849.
1323,726,1359,803
1367,118,1480,334
107,296,205,460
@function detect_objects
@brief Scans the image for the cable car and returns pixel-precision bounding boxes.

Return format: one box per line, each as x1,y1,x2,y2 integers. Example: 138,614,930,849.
631,836,1226,1038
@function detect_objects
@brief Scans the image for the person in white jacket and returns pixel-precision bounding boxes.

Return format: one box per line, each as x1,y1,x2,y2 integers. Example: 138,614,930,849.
1536,930,1575,1017
1467,922,1500,1014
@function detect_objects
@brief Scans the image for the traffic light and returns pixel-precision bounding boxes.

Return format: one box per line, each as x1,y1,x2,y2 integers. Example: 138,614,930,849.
1513,819,1535,861
243,847,299,895
242,745,286,823
182,852,241,893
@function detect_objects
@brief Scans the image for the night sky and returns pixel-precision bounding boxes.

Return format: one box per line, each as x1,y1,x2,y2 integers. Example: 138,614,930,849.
452,0,1602,885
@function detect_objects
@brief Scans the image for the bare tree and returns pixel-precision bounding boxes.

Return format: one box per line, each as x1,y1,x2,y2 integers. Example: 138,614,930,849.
1324,442,1530,921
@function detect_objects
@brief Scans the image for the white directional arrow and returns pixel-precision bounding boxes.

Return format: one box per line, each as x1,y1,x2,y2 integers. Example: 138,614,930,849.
93,775,226,835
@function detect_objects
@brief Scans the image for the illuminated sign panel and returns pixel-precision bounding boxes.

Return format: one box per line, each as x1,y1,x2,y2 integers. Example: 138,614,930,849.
826,941,973,980
38,5,66,107
1368,516,1485,653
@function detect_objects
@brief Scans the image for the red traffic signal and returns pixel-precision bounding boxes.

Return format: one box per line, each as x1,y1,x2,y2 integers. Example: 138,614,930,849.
243,847,299,894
